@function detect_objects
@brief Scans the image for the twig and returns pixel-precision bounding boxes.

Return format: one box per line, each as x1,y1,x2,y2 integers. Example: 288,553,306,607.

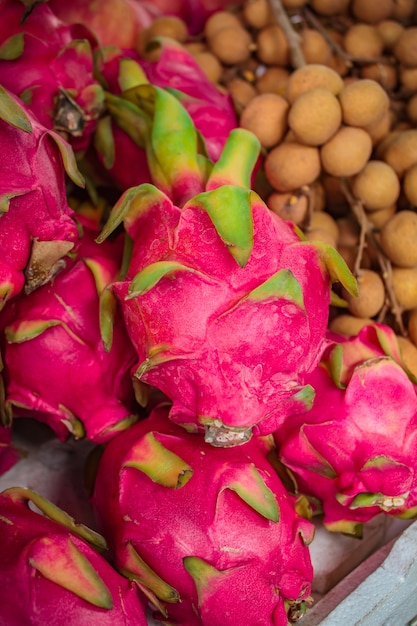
268,0,306,69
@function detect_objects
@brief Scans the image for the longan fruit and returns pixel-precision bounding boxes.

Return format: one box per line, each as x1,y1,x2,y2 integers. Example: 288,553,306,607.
267,191,308,224
343,24,384,60
227,77,258,109
256,24,290,66
286,64,344,104
300,29,331,65
407,307,417,346
345,269,385,318
145,15,188,43
264,141,321,193
382,130,417,177
366,204,396,228
282,0,309,7
320,126,373,177
242,0,273,29
204,11,242,40
337,216,360,247
329,314,375,335
208,26,254,65
391,0,415,20
338,79,390,128
288,88,342,146
376,20,404,51
403,163,417,206
321,174,349,217
304,227,337,247
360,63,398,91
365,109,392,146
308,210,340,242
394,28,417,68
185,42,207,55
239,93,289,148
309,0,350,15
193,51,223,83
406,93,417,125
256,66,290,95
351,0,393,24
351,161,400,211
399,66,417,92
396,336,417,377
379,210,417,267
391,267,417,310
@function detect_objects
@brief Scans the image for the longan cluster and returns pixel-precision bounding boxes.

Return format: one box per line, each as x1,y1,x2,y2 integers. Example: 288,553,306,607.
136,1,417,372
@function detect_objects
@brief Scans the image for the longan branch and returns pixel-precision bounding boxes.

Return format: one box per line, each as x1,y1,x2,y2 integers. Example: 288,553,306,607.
340,178,406,336
268,0,305,69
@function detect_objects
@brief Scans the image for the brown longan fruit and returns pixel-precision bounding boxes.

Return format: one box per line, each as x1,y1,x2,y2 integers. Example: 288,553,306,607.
391,268,417,310
406,93,417,125
337,216,360,247
267,191,308,224
403,163,417,206
379,210,417,267
399,66,417,92
239,93,289,148
360,63,398,91
204,11,242,40
282,0,309,7
227,77,258,109
397,336,417,377
304,227,337,246
256,24,289,66
309,0,350,15
329,314,375,335
321,174,349,216
256,66,290,95
145,15,188,43
351,0,394,23
382,130,417,177
351,161,400,211
345,269,385,318
193,51,223,83
394,28,417,68
343,24,384,60
264,141,321,193
338,79,390,128
288,88,342,146
320,126,373,177
308,210,340,243
407,307,417,346
208,26,254,65
391,0,415,20
286,64,344,104
300,29,331,66
242,0,273,29
366,204,396,228
376,20,404,52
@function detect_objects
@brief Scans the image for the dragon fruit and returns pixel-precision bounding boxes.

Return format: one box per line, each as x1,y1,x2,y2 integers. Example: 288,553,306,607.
274,324,417,535
92,39,237,193
0,214,139,443
0,486,148,625
0,86,82,308
97,124,357,445
0,424,20,475
91,403,314,626
0,0,105,152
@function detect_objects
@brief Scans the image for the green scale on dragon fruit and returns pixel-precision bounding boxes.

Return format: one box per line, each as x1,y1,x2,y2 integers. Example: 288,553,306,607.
274,323,417,537
92,38,237,193
91,404,315,626
0,0,105,152
0,213,139,444
0,487,148,626
97,116,357,446
0,86,83,309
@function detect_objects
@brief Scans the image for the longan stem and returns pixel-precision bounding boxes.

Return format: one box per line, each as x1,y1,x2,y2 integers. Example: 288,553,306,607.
268,0,306,69
340,178,406,336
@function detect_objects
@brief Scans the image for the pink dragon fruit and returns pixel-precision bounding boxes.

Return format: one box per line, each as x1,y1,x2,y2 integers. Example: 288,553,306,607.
0,0,105,152
98,125,357,445
274,324,417,535
0,424,20,475
0,86,83,308
92,40,237,193
0,214,139,443
0,486,148,625
91,404,315,626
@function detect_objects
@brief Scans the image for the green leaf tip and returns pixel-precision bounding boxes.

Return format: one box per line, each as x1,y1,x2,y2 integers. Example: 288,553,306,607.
123,432,193,488
0,84,32,132
314,241,358,296
247,269,305,310
206,128,261,190
127,261,201,299
224,464,279,522
190,186,254,267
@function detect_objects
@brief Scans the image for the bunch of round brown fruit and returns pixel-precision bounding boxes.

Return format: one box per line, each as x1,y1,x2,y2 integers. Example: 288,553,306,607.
138,0,417,374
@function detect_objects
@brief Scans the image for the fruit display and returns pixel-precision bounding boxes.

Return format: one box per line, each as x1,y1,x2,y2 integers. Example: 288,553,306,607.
1,0,417,624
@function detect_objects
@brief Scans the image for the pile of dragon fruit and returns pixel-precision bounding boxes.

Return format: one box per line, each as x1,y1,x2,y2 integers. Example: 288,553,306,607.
1,0,417,624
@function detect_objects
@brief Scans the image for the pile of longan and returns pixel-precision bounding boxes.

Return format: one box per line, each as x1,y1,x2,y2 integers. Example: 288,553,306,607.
137,0,417,374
